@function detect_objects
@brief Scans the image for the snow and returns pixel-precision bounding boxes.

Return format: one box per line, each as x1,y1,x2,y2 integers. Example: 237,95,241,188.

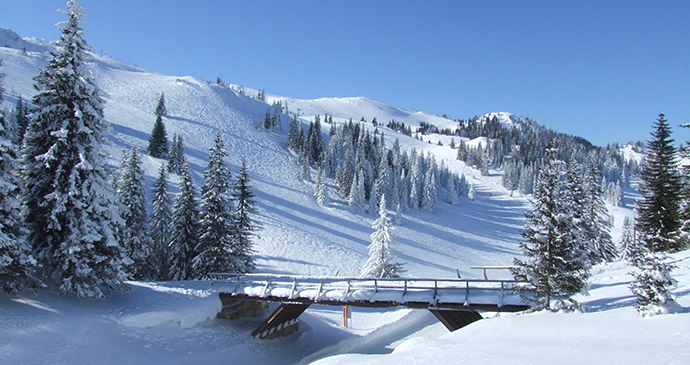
1,30,689,364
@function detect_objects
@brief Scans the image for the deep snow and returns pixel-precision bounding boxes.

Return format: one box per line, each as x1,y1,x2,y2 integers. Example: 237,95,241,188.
1,28,688,364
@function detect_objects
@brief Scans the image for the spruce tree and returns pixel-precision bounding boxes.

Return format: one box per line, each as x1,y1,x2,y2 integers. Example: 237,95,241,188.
116,147,153,280
349,168,367,212
168,133,185,174
314,164,329,207
582,162,617,263
21,1,129,297
627,234,677,316
14,95,30,145
0,78,38,294
271,103,282,132
169,162,200,281
149,165,173,280
636,113,683,252
148,93,169,159
360,194,405,278
287,115,300,152
512,149,590,309
421,168,437,213
194,131,237,278
619,216,635,260
232,159,257,273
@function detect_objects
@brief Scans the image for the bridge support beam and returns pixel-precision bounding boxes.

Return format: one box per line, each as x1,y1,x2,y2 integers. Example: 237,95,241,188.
252,303,311,339
429,309,483,332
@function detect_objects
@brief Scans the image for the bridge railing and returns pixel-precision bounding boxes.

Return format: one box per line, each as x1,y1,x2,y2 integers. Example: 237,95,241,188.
210,273,533,308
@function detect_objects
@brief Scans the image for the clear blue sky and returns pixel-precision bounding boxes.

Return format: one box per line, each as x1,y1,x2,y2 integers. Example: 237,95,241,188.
2,0,689,146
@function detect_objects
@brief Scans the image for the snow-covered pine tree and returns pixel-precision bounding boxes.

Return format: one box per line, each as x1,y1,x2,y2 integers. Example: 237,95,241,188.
627,233,677,316
262,108,271,130
619,216,635,260
337,138,355,198
20,1,129,297
194,131,237,278
300,144,311,181
13,95,30,145
287,114,300,152
116,147,154,280
307,115,324,164
582,162,617,263
271,102,282,132
636,113,683,252
168,133,186,174
147,93,169,159
0,73,39,294
446,173,459,205
409,154,422,210
169,162,201,281
314,163,329,207
349,168,367,212
512,148,591,310
360,194,405,278
149,165,173,280
421,168,437,213
373,148,391,211
232,159,258,273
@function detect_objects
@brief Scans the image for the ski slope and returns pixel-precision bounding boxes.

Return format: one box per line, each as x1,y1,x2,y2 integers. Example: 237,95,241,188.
1,28,688,364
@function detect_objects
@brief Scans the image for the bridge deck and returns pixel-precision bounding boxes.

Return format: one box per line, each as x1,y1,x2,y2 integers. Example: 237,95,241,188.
212,274,532,312
211,274,533,339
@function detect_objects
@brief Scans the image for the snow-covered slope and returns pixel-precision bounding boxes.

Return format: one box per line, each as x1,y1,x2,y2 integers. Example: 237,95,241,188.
0,32,527,280
313,250,690,364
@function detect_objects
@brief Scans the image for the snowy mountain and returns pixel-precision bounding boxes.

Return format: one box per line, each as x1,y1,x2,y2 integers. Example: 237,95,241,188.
2,28,687,364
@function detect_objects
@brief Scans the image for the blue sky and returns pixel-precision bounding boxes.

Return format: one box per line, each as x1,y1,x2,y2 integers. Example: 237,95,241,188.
1,0,689,146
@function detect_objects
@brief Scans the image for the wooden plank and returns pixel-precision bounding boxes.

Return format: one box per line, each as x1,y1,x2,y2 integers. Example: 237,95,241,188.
251,303,310,339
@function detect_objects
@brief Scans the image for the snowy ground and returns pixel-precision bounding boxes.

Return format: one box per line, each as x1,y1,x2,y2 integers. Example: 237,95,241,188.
2,251,688,364
1,29,688,364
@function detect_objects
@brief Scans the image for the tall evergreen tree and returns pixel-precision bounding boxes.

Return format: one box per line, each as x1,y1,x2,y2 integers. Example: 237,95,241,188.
314,164,329,207
232,159,257,273
0,75,39,294
194,131,237,278
116,147,153,280
149,165,172,280
360,194,405,278
287,114,301,152
349,168,367,212
627,233,677,316
636,113,683,252
619,216,635,260
512,149,590,309
168,133,185,174
13,95,30,145
307,115,324,164
421,168,437,213
21,1,129,297
582,162,617,263
147,93,169,158
169,162,200,281
271,103,282,132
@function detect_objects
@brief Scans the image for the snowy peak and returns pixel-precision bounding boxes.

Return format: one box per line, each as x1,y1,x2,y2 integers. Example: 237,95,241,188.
0,28,53,54
478,112,520,128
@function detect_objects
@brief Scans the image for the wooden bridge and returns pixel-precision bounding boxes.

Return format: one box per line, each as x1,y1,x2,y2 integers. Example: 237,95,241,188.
211,274,533,339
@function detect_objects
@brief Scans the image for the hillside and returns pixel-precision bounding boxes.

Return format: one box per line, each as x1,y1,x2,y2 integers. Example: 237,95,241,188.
0,27,532,280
